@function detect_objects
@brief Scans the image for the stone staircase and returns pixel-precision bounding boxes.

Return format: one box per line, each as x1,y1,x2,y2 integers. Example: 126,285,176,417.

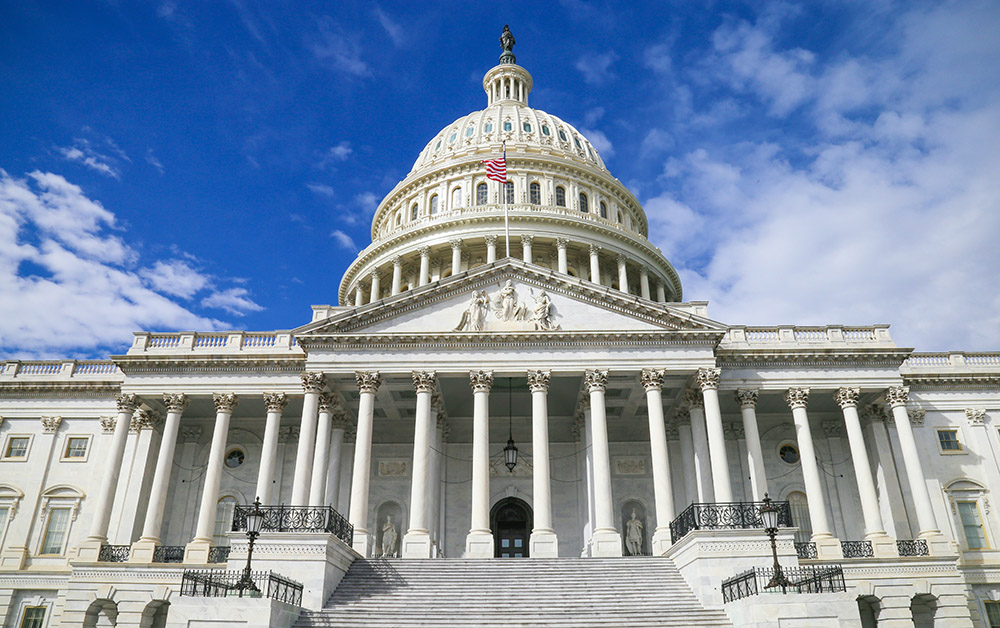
294,557,733,627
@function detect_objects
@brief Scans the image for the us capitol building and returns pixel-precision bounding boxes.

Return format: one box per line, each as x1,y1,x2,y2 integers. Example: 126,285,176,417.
2,27,999,628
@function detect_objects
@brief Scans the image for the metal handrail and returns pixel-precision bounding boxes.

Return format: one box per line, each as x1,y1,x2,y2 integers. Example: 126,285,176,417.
232,504,353,546
723,565,846,602
180,569,303,605
669,501,793,543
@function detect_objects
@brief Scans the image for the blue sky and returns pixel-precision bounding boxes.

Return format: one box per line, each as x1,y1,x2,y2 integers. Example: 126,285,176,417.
1,1,998,358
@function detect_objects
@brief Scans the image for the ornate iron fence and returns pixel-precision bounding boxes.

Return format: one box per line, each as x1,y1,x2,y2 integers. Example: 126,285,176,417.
722,565,846,603
897,539,929,556
152,545,185,563
180,570,302,605
231,505,353,545
98,545,131,562
795,542,818,559
841,540,874,558
207,546,231,563
669,501,792,543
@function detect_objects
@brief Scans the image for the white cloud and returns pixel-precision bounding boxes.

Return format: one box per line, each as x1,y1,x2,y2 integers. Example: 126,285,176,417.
307,183,335,197
330,229,357,250
310,18,370,77
201,287,264,316
146,148,165,174
579,128,615,158
575,51,617,86
140,259,209,298
58,143,121,179
316,142,353,170
374,7,404,47
355,191,378,214
0,170,227,357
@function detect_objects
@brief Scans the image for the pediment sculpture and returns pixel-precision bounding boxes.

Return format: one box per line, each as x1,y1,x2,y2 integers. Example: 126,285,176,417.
454,280,561,332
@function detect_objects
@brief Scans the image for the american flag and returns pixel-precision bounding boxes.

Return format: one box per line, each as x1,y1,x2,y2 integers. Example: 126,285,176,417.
481,157,507,182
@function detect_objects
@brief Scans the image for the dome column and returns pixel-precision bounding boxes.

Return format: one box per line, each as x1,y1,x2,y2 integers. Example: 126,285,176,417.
639,267,650,299
521,235,533,264
556,238,569,274
450,239,463,275
589,245,602,285
485,235,498,264
617,255,629,294
418,246,431,286
656,281,667,303
354,284,364,306
391,256,402,296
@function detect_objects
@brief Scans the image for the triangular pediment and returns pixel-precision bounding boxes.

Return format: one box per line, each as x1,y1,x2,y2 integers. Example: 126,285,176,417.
295,259,727,343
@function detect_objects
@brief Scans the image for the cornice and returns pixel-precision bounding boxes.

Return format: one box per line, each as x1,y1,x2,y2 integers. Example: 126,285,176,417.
113,354,308,375
300,330,722,351
0,382,121,399
716,349,912,368
903,374,1000,390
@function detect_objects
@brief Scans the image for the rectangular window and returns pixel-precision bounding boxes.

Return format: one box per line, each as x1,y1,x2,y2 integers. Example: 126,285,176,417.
19,607,46,628
64,437,88,459
958,501,988,549
40,507,71,555
986,601,1000,628
938,429,961,451
0,505,9,544
5,437,29,458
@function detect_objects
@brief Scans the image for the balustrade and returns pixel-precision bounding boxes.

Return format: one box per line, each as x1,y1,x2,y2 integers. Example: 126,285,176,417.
180,570,302,605
669,501,792,543
722,565,846,602
231,505,353,546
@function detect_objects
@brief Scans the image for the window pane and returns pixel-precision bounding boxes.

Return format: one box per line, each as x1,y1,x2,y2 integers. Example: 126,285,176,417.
959,502,987,549
477,183,488,205
0,506,9,534
503,121,512,131
579,193,588,213
7,437,28,457
430,195,439,215
411,204,418,220
555,187,565,207
529,183,540,205
41,508,70,554
985,601,1000,627
65,438,88,458
452,188,462,208
21,607,46,628
523,122,531,132
600,202,608,219
514,538,522,547
501,539,509,548
938,431,960,450
504,182,514,204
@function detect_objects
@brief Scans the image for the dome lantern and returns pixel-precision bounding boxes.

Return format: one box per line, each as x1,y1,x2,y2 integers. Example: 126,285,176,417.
484,26,532,107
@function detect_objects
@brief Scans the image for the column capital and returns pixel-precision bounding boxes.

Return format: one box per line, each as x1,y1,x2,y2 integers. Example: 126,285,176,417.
116,393,140,413
163,393,189,413
589,243,602,256
368,270,379,282
616,253,628,265
684,387,704,409
640,368,665,391
585,369,609,392
181,426,202,443
355,370,382,393
392,255,403,267
965,408,985,425
317,392,336,412
449,238,463,250
412,370,438,393
484,234,498,246
821,420,842,438
696,367,721,391
100,416,117,433
886,386,909,408
784,387,810,410
301,372,326,393
555,237,569,249
527,369,551,392
736,388,759,408
40,416,63,433
263,392,289,413
834,387,860,409
861,403,887,424
639,265,649,277
418,246,431,257
213,393,239,413
131,409,161,433
469,370,494,392
520,234,534,245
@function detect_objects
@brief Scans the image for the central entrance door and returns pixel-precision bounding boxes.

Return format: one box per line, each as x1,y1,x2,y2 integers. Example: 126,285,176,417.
491,497,532,558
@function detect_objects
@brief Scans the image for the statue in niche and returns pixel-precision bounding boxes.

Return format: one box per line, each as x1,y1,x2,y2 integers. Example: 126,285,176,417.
380,515,398,558
454,290,490,331
530,288,560,331
625,509,644,556
494,280,527,321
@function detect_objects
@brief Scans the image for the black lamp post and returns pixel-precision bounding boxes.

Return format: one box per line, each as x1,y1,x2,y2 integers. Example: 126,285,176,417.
503,377,518,472
237,496,265,595
759,493,790,591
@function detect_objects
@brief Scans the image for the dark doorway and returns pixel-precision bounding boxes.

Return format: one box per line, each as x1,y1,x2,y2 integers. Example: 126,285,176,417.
491,497,532,558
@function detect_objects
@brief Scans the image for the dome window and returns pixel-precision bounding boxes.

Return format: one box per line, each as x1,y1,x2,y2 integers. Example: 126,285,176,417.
541,124,550,136
600,201,608,219
574,137,583,150
411,203,419,220
477,183,488,205
430,195,439,215
523,122,531,132
555,186,566,207
504,181,514,204
466,126,475,137
452,187,463,208
485,122,493,133
579,193,589,213
529,182,540,205
558,129,567,141
503,121,512,132
587,146,595,159
449,132,457,143
434,140,442,151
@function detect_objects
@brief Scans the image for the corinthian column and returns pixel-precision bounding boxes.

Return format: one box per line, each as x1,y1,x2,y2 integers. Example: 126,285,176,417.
465,370,494,557
257,392,288,504
309,393,335,506
291,372,325,506
589,244,602,285
485,235,498,264
349,371,381,556
391,256,403,295
418,246,431,286
132,393,188,560
886,387,942,543
639,267,650,299
186,393,238,563
369,272,381,302
403,371,437,558
686,389,714,502
528,370,558,557
586,369,623,556
616,254,629,293
450,239,463,275
697,368,733,503
556,238,569,274
642,369,675,554
521,234,534,264
736,389,768,501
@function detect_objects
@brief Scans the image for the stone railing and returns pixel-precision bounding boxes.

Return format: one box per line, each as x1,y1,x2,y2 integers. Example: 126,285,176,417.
722,325,895,349
128,331,303,356
903,353,1000,372
1,360,122,380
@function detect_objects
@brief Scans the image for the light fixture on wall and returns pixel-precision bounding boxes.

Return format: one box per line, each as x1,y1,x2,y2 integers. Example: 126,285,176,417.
503,377,518,472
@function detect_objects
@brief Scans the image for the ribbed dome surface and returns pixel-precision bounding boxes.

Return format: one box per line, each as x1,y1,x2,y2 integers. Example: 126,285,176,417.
411,104,607,174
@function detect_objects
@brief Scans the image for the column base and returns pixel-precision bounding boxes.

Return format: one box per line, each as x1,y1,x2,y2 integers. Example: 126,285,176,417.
1,546,28,570
920,530,957,556
529,530,559,558
352,529,372,557
813,533,843,560
75,539,104,562
590,529,623,557
651,527,673,556
401,530,433,558
865,533,898,558
184,539,212,564
464,530,494,558
130,539,158,563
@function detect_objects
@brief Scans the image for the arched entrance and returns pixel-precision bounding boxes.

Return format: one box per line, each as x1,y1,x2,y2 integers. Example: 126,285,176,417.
491,497,532,558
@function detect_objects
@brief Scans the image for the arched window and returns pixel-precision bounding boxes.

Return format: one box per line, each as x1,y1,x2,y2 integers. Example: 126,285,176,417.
213,496,239,546
410,203,419,220
523,121,531,132
394,212,401,226
599,201,608,219
579,193,589,213
429,195,439,215
555,186,566,207
529,182,541,205
476,183,488,205
504,181,514,204
503,120,512,131
452,187,463,209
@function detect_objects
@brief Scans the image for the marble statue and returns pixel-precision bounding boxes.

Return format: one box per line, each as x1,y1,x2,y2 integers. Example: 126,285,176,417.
625,509,643,556
494,280,527,321
500,25,515,53
380,515,398,558
454,290,489,331
530,289,560,331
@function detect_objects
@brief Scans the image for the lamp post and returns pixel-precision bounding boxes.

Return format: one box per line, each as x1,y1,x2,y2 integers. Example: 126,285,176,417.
759,493,789,591
237,496,265,596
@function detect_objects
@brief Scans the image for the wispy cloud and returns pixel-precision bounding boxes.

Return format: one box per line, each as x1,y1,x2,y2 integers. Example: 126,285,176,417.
146,148,165,174
575,51,617,86
307,183,335,197
140,259,208,298
57,137,127,179
330,229,356,250
374,7,404,47
579,128,615,158
309,17,370,77
201,287,263,316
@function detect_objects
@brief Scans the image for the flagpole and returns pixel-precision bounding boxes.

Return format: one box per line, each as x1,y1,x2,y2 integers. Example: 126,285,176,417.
503,141,510,258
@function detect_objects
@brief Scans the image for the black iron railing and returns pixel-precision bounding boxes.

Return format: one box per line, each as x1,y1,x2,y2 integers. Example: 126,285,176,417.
841,540,874,558
232,505,353,545
722,565,846,603
669,501,792,543
98,545,131,562
152,545,185,563
795,542,818,559
207,546,231,564
897,539,929,556
180,569,302,605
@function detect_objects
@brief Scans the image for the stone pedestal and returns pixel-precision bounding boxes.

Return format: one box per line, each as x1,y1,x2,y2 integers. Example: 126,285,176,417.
814,534,844,560
352,530,372,558
921,530,958,557
1,546,28,569
401,530,433,558
725,591,863,628
529,530,559,558
651,528,673,556
465,530,494,558
590,529,623,557
868,533,898,558
129,539,157,563
165,596,300,628
183,539,212,564
75,540,103,563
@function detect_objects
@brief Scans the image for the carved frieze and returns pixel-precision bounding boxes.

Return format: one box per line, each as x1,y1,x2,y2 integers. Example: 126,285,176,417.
966,408,987,425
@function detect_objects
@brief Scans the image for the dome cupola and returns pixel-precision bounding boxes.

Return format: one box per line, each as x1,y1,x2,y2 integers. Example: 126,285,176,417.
484,25,532,107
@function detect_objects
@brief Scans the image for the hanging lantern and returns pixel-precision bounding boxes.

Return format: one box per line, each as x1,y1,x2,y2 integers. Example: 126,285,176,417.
503,377,517,472
504,436,518,471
